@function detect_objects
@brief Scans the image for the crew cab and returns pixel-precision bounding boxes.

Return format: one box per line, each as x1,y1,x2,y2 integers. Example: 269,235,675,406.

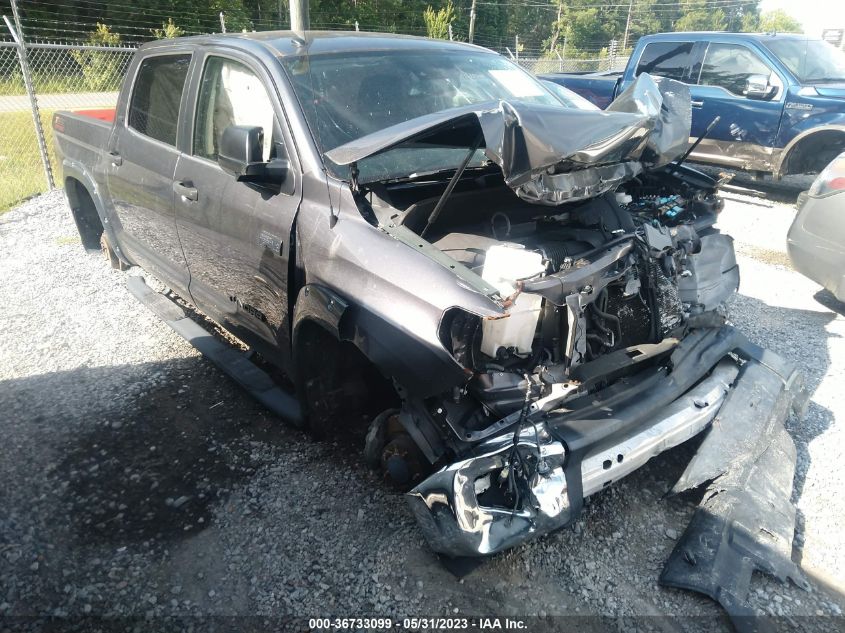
53,34,808,617
542,32,845,178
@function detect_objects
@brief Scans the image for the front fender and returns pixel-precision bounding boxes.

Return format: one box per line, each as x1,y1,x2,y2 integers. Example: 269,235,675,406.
775,123,845,177
291,283,468,398
291,284,348,342
776,93,845,176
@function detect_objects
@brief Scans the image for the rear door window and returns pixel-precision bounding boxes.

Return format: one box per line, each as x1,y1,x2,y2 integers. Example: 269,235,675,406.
128,54,191,145
698,43,775,96
635,42,695,82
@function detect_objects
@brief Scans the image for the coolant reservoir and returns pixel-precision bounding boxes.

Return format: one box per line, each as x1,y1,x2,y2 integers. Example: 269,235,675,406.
480,245,545,357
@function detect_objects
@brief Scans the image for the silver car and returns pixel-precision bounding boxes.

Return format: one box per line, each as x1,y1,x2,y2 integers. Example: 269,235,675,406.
788,152,845,301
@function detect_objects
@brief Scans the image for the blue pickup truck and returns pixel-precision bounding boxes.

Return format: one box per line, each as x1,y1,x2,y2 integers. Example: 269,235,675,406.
542,32,845,178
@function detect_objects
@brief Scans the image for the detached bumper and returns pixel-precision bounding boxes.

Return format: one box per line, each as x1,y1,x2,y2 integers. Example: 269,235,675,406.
407,326,808,558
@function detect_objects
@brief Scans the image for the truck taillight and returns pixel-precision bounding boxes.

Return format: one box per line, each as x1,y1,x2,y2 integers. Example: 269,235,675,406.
808,153,845,198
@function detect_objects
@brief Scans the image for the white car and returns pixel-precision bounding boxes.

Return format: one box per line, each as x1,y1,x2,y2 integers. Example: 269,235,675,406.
788,152,845,301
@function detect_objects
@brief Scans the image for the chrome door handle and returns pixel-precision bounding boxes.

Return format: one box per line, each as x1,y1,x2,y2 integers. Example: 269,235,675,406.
691,100,704,108
173,181,198,202
108,151,122,166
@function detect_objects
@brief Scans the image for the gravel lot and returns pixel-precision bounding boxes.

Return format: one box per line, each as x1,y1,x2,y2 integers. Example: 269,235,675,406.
1,189,844,630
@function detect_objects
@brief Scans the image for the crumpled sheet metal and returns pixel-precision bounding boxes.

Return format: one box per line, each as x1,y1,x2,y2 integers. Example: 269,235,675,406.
605,73,692,168
326,74,691,205
661,346,810,633
406,421,571,557
516,161,643,205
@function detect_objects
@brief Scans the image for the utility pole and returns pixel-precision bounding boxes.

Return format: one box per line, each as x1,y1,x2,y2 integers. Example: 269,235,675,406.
468,0,477,43
622,0,634,52
290,0,309,31
550,1,562,50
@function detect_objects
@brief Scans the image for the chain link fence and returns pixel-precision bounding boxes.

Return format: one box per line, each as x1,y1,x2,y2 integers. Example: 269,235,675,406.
0,40,135,210
513,56,629,75
0,35,620,212
0,42,44,211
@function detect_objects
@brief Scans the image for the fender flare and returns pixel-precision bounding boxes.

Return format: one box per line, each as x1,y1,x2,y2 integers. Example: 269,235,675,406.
62,159,128,264
775,125,845,178
290,283,466,397
291,284,349,345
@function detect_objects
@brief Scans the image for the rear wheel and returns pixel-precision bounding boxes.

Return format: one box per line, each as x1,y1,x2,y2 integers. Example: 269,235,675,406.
100,233,130,271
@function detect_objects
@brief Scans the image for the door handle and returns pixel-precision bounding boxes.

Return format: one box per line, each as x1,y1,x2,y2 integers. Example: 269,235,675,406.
173,181,198,202
108,151,122,166
691,100,704,108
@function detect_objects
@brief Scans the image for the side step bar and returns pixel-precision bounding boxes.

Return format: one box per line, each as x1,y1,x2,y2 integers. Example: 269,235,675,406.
126,275,304,426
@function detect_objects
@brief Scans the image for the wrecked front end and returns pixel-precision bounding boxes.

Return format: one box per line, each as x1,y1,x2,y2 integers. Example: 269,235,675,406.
327,75,807,570
406,328,807,558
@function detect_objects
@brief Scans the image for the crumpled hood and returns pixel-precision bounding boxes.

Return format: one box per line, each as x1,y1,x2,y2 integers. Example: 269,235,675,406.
326,73,691,205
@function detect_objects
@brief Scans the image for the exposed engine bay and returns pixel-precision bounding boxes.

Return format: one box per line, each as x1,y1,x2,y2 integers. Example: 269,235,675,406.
363,163,737,473
439,167,732,408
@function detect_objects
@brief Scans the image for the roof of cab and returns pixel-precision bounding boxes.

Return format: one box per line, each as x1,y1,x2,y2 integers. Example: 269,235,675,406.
643,31,817,43
140,30,492,57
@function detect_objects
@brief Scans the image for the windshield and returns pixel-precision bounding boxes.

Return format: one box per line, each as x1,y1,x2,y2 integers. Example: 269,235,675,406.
281,49,560,181
763,38,845,83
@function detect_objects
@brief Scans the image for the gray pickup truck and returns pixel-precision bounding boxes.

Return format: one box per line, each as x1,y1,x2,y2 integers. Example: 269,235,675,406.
54,31,809,622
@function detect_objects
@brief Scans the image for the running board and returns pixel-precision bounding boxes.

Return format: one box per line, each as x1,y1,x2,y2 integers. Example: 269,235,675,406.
126,275,304,425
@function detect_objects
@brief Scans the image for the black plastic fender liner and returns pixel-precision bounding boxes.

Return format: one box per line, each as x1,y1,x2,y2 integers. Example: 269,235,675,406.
126,275,304,426
671,345,808,496
660,358,809,633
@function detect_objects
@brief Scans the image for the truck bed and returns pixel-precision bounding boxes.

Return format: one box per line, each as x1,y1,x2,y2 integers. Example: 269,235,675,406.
52,109,114,180
539,72,622,110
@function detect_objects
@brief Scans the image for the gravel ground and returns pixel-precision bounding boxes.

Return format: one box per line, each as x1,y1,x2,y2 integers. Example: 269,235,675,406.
1,189,844,630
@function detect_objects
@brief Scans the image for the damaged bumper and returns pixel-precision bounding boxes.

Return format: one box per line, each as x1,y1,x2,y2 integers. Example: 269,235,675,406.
407,326,808,558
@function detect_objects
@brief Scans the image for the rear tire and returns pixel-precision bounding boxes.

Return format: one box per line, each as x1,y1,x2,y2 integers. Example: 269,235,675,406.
100,233,129,271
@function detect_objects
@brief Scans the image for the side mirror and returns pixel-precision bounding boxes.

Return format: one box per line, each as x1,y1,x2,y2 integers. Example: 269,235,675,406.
218,125,288,185
744,74,775,100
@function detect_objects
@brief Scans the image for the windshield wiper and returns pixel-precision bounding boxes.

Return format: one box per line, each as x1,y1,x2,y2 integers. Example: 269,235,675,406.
419,133,485,240
385,161,491,185
806,77,845,84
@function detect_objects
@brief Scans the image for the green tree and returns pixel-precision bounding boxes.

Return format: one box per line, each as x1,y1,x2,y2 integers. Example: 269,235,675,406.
741,11,760,32
625,0,663,50
423,1,457,40
70,23,125,91
152,18,186,39
758,9,803,33
674,0,727,31
86,22,121,46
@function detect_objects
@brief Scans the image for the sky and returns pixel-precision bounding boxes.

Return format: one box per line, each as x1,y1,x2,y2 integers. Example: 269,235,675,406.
760,0,845,38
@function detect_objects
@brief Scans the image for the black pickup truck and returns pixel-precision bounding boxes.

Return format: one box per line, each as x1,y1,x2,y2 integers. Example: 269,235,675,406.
54,31,809,620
